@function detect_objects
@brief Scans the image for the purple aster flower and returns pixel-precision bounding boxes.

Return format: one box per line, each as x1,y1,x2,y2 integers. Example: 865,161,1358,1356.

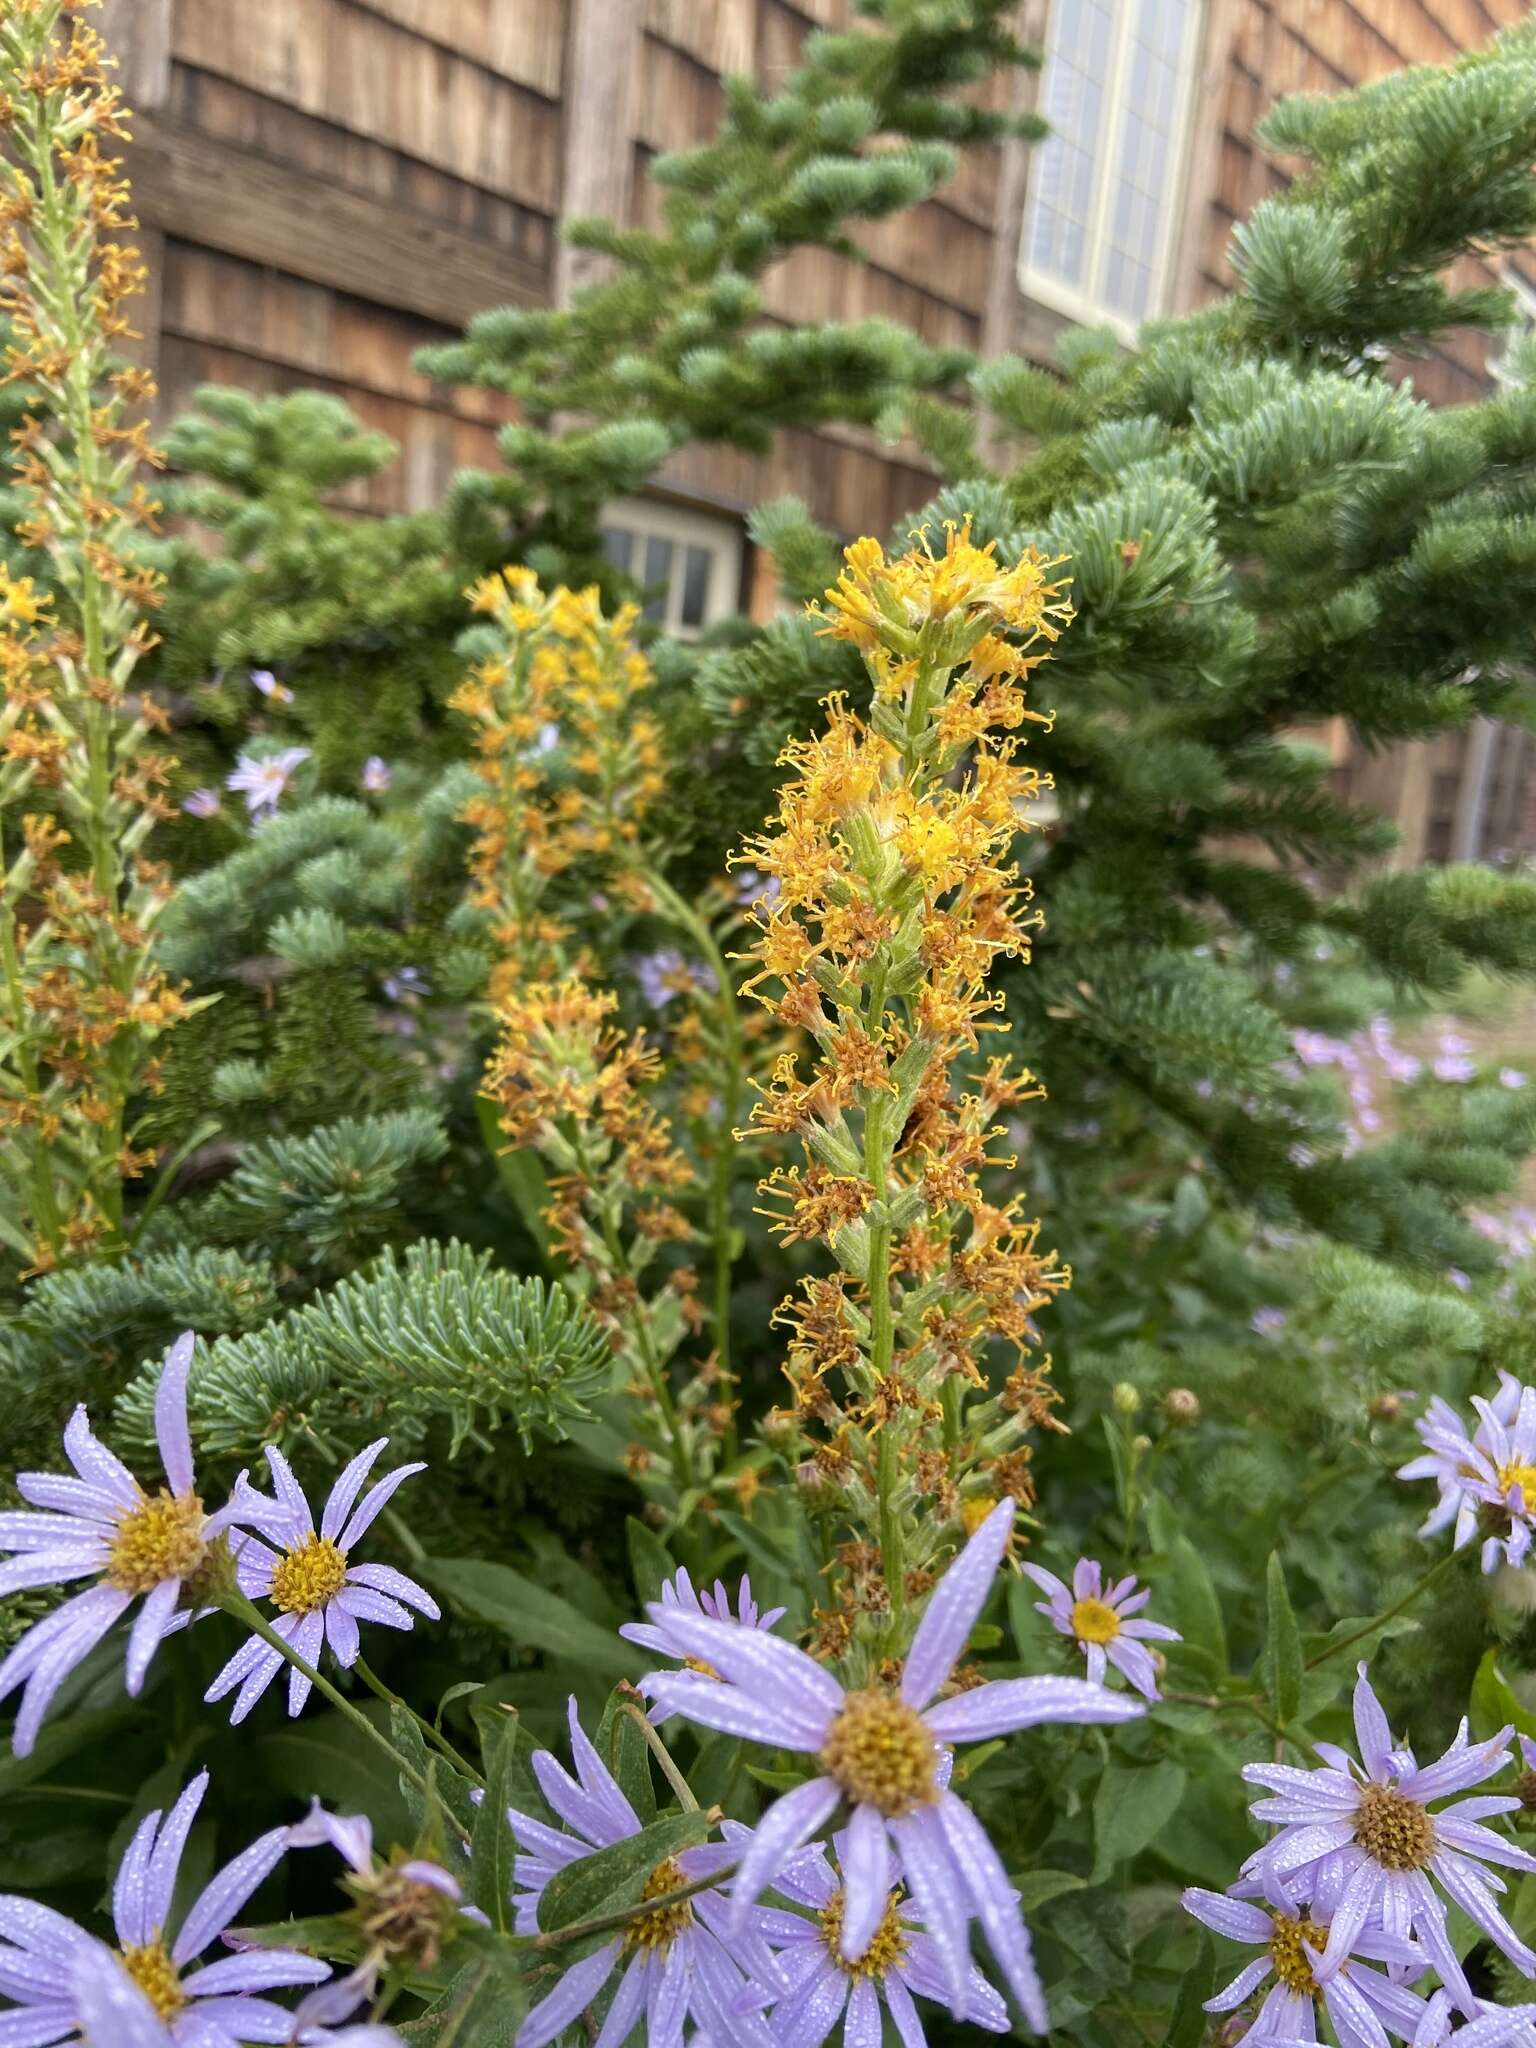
1500,1069,1529,1091
1406,1992,1536,2047
1020,1558,1180,1699
1240,1662,1536,2018
381,966,428,1003
181,787,221,819
1183,1860,1432,2043
744,1825,1010,2043
250,668,294,704
0,1333,210,1757
204,1441,438,1723
620,1568,786,1689
360,756,392,793
1435,1054,1477,1084
1398,1378,1536,1572
69,1942,173,2048
227,747,311,820
509,1699,781,2048
1251,1307,1288,1339
0,1768,328,2045
632,948,715,1011
636,1499,1142,2031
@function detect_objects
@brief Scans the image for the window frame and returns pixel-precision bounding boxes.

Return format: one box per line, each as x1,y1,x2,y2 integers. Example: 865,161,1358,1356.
599,495,744,639
1492,268,1536,387
1018,0,1205,344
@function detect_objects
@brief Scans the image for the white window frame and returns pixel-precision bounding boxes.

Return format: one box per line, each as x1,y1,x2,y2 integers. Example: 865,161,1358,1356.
1492,269,1536,388
599,496,743,639
1018,0,1204,345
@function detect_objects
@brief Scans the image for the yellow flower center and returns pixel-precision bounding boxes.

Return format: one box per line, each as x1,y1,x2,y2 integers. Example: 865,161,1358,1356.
820,1886,910,1981
105,1491,206,1595
1497,1460,1536,1506
1354,1782,1434,1871
1268,1912,1327,1996
1070,1596,1121,1646
820,1690,938,1818
118,1940,185,2020
270,1533,349,1614
622,1858,693,1954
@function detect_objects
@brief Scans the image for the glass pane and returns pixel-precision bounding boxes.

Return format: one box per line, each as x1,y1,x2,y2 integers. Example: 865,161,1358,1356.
1022,0,1115,291
1098,0,1190,318
642,535,674,621
601,524,635,575
680,545,712,629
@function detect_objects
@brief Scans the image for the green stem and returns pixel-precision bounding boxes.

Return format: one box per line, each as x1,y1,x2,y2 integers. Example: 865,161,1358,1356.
862,1092,903,1627
620,1700,698,1811
532,1858,736,1949
1304,1549,1459,1671
216,1585,471,1845
354,1656,486,1791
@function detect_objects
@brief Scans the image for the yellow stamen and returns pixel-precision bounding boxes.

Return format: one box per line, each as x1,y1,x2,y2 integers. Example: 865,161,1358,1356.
1268,1912,1326,1997
622,1858,693,1953
1498,1460,1536,1506
821,1886,910,1981
1354,1782,1434,1871
1070,1596,1121,1645
820,1691,938,1818
118,1940,184,2019
270,1533,349,1614
105,1491,206,1595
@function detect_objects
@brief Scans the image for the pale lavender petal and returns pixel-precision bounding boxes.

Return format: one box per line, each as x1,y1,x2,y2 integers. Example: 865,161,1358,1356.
0,1554,104,1599
11,1587,131,1756
935,1789,1047,2032
205,1634,274,1704
145,1771,209,1938
517,1941,621,2048
1256,1817,1358,1873
1405,1869,1474,2016
566,1697,641,1836
902,1498,1014,1711
154,1334,197,1498
506,1806,585,1869
124,1579,182,1698
1316,1856,1381,1978
113,1807,163,1948
592,1955,646,2048
645,1942,688,2047
181,1950,331,1996
638,1610,841,1732
1352,1665,1395,1779
888,1806,970,2018
180,1992,300,2040
343,1562,438,1619
532,1752,632,1850
14,1474,123,1520
1072,1558,1100,1601
0,2004,80,2047
1429,1849,1536,1974
288,1804,374,1875
924,1674,1142,1742
1405,1728,1513,1804
318,1442,387,1544
1181,1888,1273,1942
228,1646,286,1725
1084,1642,1107,1686
324,1602,360,1670
173,1826,291,1965
728,1776,842,1924
260,1448,316,1544
1104,1636,1161,1699
62,1410,138,1509
1019,1562,1067,1604
1244,1764,1356,1803
71,1942,172,2048
398,1860,462,1901
1205,1957,1275,2013
286,1609,325,1717
768,1952,845,2048
837,1801,891,1963
338,1463,426,1551
1120,1618,1181,1642
1435,1818,1536,1872
639,1673,827,1751
884,1973,932,2048
843,1977,882,2048
333,1586,413,1631
0,1512,110,1551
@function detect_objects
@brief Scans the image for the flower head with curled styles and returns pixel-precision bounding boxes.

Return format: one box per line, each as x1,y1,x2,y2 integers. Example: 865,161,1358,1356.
743,1825,1011,2043
507,1699,782,2048
0,1333,211,1757
637,1500,1142,2031
0,1767,329,2044
1022,1556,1180,1699
1240,1663,1536,2020
1398,1375,1536,1573
203,1441,438,1722
1182,1860,1432,2043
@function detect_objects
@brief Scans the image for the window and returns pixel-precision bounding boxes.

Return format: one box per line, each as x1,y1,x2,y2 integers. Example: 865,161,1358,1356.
599,497,743,638
1492,268,1536,387
1020,0,1202,339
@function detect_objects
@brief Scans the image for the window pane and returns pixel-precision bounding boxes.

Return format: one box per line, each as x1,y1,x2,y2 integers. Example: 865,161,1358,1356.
1098,0,1191,318
680,545,712,630
1023,0,1116,290
642,535,674,621
601,524,635,575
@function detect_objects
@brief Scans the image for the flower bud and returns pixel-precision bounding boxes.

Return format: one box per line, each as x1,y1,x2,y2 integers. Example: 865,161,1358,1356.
1162,1387,1201,1425
1111,1381,1142,1417
1367,1391,1402,1423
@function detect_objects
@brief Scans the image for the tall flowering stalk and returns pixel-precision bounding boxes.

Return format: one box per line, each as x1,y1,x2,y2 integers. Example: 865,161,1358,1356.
738,523,1073,1640
0,0,180,1272
461,567,752,1460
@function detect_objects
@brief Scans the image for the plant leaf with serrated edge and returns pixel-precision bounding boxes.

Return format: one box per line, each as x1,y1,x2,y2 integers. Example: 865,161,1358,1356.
1165,1928,1214,2047
1261,1552,1302,1724
626,1516,673,1607
536,1809,711,1935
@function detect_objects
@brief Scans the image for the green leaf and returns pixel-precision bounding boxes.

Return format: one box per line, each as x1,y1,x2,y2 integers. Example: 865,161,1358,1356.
424,1558,643,1680
1092,1760,1188,1880
476,1097,553,1262
1470,1647,1536,1742
597,1688,657,1825
626,1516,674,1608
537,1809,712,1935
0,1708,133,1798
401,1950,526,2046
1261,1552,1302,1724
1149,1500,1228,1670
471,1715,524,1931
228,1913,366,1961
1165,1928,1215,2047
389,1708,478,1846
1014,1868,1088,1910
257,1712,413,1843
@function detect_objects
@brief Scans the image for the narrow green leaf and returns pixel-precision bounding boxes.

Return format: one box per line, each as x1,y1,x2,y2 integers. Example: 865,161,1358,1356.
424,1558,643,1680
597,1688,657,1825
537,1809,711,1935
1092,1760,1188,1880
1261,1552,1302,1725
476,1097,553,1261
402,1950,526,2046
471,1715,524,1930
1165,1928,1215,2047
1014,1868,1088,1910
626,1516,674,1608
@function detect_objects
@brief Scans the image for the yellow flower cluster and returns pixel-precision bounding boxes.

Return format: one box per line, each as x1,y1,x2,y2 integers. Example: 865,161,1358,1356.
481,977,715,1490
451,568,665,999
738,522,1074,1630
0,0,180,1272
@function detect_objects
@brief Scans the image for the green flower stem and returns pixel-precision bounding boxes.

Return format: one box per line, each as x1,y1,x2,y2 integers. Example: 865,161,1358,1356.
642,866,745,1462
1304,1548,1460,1670
215,1585,471,1845
620,1699,697,1811
862,1090,904,1628
530,1857,737,1950
354,1656,486,1791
